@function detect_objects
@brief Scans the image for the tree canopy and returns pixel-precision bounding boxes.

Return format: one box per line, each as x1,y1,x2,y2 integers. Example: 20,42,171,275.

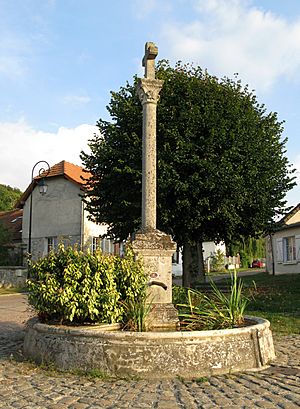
81,61,295,252
0,184,22,212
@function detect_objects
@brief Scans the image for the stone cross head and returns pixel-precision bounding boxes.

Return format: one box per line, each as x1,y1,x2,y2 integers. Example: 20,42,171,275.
142,42,158,79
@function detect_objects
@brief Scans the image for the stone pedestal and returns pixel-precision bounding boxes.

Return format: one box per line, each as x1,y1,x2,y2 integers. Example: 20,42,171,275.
132,229,178,330
133,42,179,330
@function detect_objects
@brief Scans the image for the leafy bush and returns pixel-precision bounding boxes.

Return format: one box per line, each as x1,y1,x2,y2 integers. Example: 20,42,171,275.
27,244,147,325
172,284,188,306
239,250,251,268
211,249,225,272
176,271,249,330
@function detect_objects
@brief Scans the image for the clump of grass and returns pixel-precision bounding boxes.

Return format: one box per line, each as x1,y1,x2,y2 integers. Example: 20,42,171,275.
241,272,300,334
121,294,152,332
0,286,27,295
177,271,249,330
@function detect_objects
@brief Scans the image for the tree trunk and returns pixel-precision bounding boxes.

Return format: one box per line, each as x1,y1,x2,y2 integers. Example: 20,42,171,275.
182,241,206,287
195,241,206,283
182,241,192,288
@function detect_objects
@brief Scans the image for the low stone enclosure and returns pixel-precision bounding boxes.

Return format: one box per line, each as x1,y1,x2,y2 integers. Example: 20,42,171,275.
0,266,27,288
24,316,275,379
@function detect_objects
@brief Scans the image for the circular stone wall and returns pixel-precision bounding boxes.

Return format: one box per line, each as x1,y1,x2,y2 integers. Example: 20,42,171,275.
23,316,275,379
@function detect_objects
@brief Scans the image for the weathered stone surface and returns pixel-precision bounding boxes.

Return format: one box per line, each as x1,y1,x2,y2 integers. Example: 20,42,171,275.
23,316,276,379
1,294,299,408
0,267,27,288
137,43,164,231
133,41,179,329
132,230,176,307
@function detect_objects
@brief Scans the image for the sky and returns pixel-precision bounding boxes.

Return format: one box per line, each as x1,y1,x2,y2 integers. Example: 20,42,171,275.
1,0,300,207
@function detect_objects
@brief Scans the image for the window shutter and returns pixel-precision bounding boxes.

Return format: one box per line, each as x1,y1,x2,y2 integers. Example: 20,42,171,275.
276,238,283,263
295,235,300,261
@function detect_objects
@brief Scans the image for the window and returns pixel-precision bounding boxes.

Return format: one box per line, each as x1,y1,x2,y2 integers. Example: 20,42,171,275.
283,236,296,262
47,237,58,253
91,237,115,254
101,238,114,254
92,237,101,253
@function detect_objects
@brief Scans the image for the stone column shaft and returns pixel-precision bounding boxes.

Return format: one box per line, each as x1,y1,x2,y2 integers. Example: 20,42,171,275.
133,42,178,330
138,78,163,231
142,101,156,230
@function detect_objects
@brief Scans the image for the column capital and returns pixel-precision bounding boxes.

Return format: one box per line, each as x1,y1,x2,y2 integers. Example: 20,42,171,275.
137,78,164,105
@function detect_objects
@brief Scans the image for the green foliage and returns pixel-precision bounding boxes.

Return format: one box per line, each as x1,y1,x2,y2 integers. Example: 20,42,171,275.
0,184,22,211
81,61,295,249
0,221,11,244
172,284,189,306
211,249,225,272
177,271,249,330
27,244,147,325
0,221,13,265
121,293,152,332
229,235,266,266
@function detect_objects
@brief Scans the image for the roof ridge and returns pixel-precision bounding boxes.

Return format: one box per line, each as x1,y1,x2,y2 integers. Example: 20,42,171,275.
16,160,91,208
283,203,300,224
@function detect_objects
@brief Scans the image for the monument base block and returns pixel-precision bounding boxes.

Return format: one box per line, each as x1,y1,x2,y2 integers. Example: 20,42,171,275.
147,303,179,331
132,228,179,329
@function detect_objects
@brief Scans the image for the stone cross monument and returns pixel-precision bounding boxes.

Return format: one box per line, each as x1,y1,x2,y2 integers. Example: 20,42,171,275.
132,42,178,330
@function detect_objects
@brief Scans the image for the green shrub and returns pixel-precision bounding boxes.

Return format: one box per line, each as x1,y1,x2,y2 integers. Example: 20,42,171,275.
211,249,225,272
27,244,147,325
172,284,188,306
177,271,249,330
239,250,251,268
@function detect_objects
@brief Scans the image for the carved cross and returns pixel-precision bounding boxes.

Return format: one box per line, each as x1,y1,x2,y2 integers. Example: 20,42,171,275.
142,42,158,79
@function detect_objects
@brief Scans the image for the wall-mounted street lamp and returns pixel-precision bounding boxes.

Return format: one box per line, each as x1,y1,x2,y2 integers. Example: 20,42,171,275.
28,160,50,256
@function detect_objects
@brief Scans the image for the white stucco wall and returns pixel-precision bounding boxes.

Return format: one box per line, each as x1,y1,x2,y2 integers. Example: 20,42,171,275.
171,242,226,276
22,176,113,259
83,212,108,251
286,212,300,225
266,226,300,275
202,242,226,259
22,177,83,258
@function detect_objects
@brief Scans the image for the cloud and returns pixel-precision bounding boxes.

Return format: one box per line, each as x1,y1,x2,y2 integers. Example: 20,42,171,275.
0,120,99,191
0,34,29,80
161,0,300,92
131,0,172,19
62,95,91,106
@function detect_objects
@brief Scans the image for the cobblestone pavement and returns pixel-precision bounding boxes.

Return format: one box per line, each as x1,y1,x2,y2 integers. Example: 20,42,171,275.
0,295,299,409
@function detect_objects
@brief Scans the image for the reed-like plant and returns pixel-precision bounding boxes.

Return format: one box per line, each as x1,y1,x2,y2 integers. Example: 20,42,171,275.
121,294,152,332
210,270,249,326
177,270,249,331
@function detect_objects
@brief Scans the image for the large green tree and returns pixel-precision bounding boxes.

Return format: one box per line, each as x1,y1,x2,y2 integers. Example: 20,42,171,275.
81,61,295,285
0,184,22,212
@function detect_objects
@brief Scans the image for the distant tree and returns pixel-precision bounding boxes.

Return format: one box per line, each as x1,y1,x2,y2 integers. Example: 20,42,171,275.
0,221,11,244
228,235,266,268
81,61,296,286
0,184,22,211
0,221,13,265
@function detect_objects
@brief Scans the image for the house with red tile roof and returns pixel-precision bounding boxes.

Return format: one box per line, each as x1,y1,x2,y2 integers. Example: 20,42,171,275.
18,160,118,260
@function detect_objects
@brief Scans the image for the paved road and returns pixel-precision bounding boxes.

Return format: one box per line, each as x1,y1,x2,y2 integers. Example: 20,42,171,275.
0,294,299,408
173,270,265,286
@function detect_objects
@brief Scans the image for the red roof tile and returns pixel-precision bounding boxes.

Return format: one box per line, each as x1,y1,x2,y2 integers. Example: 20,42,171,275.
17,161,91,208
39,160,91,185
